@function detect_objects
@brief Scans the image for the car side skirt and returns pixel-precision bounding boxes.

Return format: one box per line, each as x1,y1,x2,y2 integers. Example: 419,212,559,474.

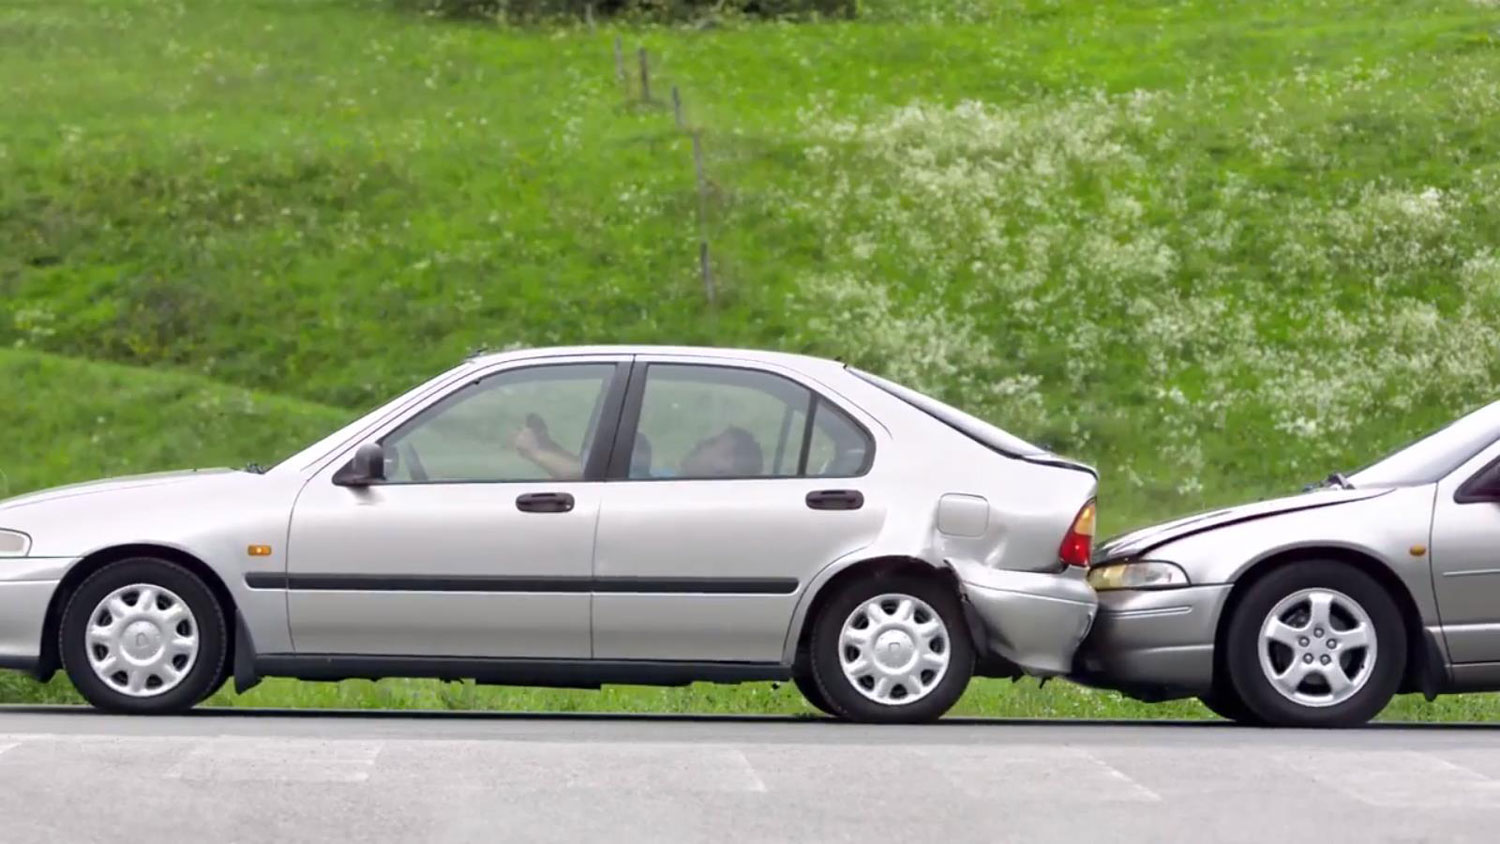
1444,662,1500,693
250,654,792,690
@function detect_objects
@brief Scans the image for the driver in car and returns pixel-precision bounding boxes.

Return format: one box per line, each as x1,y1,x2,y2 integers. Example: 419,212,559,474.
514,415,764,480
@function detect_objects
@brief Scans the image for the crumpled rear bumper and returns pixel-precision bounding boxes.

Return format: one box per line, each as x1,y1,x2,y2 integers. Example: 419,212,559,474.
952,562,1097,677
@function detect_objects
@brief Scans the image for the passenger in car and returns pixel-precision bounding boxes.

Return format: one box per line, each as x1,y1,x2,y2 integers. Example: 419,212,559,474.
514,416,764,480
673,427,764,478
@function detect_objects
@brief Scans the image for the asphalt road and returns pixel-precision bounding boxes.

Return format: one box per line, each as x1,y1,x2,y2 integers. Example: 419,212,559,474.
3,708,1499,842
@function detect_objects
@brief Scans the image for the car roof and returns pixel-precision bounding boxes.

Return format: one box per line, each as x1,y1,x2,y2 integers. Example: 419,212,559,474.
466,345,848,378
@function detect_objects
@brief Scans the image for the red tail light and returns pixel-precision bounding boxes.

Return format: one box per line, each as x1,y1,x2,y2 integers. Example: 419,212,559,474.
1059,500,1097,568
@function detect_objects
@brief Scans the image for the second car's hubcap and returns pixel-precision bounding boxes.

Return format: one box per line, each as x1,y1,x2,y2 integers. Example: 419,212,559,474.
1258,587,1376,708
840,594,950,706
85,584,199,698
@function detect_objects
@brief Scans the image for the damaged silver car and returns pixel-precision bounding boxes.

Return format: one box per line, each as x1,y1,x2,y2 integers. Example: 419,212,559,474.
0,346,1098,722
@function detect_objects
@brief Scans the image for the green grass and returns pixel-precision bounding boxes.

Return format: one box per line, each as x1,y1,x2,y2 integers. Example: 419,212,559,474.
2,0,1500,718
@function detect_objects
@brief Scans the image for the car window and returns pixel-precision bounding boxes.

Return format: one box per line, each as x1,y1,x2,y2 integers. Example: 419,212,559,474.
806,399,873,477
628,364,870,480
381,364,615,483
1458,455,1500,502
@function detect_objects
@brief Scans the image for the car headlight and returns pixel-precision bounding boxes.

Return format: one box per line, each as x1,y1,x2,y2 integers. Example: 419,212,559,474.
0,529,31,557
1088,560,1190,591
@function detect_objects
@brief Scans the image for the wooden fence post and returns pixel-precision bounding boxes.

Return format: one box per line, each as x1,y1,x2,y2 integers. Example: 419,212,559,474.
692,131,715,305
637,47,652,103
613,37,625,92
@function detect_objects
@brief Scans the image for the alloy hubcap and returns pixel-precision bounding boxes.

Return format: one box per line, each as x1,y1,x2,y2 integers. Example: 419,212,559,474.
1258,587,1375,708
839,593,950,706
85,584,199,698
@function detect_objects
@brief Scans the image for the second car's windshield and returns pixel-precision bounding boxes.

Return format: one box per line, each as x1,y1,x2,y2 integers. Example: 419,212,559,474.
1348,399,1500,488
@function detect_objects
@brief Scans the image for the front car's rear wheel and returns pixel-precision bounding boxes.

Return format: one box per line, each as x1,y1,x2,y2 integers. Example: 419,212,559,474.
806,574,974,723
60,558,228,714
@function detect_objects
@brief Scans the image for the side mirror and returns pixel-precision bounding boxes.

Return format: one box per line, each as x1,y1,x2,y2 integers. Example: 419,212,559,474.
334,443,387,487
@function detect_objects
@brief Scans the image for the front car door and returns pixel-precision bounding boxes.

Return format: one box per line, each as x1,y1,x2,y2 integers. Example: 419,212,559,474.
284,357,628,657
1431,438,1500,664
591,357,886,663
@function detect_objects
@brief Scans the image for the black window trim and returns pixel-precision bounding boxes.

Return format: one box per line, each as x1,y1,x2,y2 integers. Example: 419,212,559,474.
1455,451,1500,504
604,360,876,482
341,360,633,487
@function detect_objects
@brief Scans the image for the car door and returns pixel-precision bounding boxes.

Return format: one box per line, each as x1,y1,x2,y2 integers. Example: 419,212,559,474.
284,358,628,658
1431,438,1500,664
591,358,886,663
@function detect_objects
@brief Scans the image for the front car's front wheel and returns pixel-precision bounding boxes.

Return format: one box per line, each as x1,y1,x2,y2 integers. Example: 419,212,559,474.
59,558,228,714
806,574,974,723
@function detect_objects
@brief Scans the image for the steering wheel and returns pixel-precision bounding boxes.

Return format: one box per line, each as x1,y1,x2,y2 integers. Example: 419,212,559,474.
399,441,430,483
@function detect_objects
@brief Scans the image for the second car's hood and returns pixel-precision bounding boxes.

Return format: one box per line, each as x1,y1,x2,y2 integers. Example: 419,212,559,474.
1096,487,1393,562
0,468,237,514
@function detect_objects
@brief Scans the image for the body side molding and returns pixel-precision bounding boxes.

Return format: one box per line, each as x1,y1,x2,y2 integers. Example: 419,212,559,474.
245,573,799,595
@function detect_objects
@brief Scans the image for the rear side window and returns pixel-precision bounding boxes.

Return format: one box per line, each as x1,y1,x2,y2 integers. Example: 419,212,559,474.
806,399,873,477
627,364,873,480
849,367,1047,459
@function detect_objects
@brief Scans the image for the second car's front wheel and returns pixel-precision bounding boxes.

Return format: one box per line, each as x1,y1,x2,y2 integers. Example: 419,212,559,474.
806,574,974,723
1223,561,1405,728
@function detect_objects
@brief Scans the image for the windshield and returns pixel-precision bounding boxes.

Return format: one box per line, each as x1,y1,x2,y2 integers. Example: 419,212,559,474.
1348,400,1500,488
848,367,1048,459
266,363,478,474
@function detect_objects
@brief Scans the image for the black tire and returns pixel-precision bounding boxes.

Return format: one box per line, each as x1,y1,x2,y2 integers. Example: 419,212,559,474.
59,558,228,714
1197,688,1261,725
793,667,837,717
1224,561,1405,728
807,574,974,724
198,649,234,705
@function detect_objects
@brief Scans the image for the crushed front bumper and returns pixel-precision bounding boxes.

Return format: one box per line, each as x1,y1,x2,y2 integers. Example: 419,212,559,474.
953,563,1097,677
1071,584,1232,700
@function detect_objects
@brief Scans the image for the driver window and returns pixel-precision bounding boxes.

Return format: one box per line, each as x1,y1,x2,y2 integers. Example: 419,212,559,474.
382,364,615,483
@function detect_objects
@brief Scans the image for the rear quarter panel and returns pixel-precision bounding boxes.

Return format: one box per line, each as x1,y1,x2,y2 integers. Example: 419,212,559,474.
778,372,1098,661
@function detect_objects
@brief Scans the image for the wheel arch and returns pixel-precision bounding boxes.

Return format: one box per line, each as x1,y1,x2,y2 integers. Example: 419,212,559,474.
783,554,962,669
1211,545,1434,697
34,543,239,681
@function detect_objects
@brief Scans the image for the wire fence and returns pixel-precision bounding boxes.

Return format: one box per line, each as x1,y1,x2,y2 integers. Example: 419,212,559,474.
611,36,718,307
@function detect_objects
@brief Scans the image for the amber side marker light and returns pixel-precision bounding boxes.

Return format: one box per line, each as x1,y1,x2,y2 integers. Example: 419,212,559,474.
1410,544,1427,557
247,545,273,557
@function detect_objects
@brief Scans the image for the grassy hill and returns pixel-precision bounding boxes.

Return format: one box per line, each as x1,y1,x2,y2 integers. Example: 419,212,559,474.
3,0,1499,718
0,349,351,496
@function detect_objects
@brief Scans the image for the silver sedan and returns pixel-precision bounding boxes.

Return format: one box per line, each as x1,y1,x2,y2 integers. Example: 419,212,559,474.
1076,400,1500,727
0,346,1099,722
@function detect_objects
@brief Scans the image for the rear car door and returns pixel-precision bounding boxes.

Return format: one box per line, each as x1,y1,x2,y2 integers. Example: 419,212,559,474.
591,358,886,663
1431,438,1500,664
284,357,628,658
